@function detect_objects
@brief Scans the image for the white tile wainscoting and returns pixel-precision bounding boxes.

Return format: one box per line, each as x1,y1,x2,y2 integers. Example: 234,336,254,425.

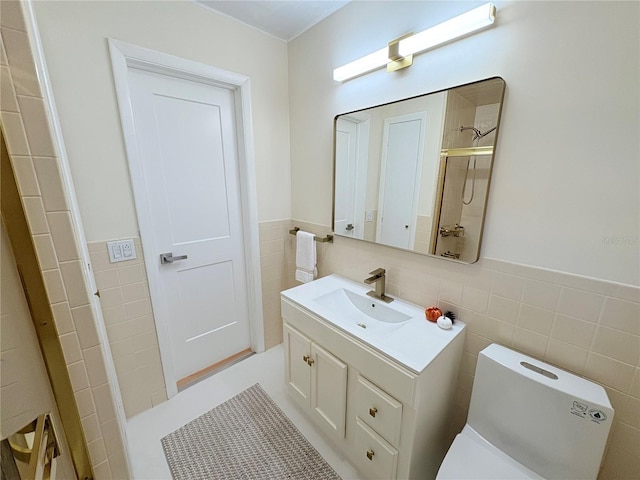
89,238,168,418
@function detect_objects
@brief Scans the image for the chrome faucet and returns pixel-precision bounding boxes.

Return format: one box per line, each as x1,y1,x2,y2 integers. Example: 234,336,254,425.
364,268,393,303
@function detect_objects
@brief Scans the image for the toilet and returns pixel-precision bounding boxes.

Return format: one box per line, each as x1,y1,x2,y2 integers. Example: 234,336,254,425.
437,344,613,479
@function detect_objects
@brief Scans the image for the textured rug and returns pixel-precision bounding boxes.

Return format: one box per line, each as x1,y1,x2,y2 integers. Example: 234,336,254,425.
161,384,342,480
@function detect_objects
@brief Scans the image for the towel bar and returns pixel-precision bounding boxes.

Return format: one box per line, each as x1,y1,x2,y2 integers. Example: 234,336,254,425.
289,227,333,243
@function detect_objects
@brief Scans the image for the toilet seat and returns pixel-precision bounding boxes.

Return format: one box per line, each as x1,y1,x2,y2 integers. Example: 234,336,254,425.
436,426,543,479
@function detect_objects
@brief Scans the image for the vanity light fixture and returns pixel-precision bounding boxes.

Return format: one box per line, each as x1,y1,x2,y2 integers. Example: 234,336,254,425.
333,2,496,82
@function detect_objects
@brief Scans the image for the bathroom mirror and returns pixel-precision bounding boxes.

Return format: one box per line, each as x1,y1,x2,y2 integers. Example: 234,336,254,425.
333,77,505,263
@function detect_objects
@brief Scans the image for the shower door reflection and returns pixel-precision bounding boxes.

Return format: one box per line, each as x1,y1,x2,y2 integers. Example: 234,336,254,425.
435,151,493,261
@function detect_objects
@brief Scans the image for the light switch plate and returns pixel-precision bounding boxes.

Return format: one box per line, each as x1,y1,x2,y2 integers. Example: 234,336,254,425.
107,239,137,263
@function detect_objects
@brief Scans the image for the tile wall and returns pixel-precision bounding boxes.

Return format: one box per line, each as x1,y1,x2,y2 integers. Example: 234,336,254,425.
85,221,294,418
259,219,296,349
44,220,297,425
88,239,167,418
83,219,307,416
0,2,129,478
414,214,433,254
293,220,639,480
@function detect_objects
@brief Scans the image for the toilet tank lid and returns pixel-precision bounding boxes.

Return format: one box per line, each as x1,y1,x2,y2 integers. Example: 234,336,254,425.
479,344,612,408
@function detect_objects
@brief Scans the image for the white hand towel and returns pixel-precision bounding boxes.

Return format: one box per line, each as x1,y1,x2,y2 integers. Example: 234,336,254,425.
295,230,317,284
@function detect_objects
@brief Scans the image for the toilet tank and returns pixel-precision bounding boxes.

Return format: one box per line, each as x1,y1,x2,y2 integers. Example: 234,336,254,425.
468,344,613,479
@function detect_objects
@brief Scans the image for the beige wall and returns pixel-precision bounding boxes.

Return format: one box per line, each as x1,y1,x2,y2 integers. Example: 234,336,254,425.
0,2,129,477
32,0,291,242
30,0,292,421
289,0,639,286
288,1,639,478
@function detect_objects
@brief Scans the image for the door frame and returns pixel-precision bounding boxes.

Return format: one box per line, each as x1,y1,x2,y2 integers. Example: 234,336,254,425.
108,39,264,398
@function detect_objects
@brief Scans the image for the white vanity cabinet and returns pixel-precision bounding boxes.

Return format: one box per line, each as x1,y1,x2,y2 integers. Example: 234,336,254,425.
281,288,465,480
284,324,348,439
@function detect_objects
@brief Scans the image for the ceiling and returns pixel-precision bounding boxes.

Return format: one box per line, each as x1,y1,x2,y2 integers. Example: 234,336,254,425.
195,0,351,42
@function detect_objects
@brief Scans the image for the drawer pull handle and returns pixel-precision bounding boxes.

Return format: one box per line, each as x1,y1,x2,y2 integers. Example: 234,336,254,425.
307,357,315,366
369,407,378,418
366,449,375,461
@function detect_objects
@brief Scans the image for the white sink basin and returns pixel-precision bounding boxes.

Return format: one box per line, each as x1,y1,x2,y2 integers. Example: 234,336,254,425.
314,288,411,329
281,274,465,374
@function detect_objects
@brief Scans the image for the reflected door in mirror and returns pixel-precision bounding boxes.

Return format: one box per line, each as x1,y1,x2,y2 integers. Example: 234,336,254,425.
334,115,370,239
378,112,425,249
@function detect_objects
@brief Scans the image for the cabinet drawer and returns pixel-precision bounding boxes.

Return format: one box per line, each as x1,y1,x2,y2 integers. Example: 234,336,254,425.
356,375,402,445
354,417,398,480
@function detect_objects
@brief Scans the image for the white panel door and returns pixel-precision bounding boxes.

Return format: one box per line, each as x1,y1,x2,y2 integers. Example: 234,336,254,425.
334,118,358,237
128,68,250,381
378,113,426,249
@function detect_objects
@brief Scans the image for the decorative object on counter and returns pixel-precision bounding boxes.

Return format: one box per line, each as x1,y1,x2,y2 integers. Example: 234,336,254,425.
425,306,442,322
437,315,452,330
437,312,456,330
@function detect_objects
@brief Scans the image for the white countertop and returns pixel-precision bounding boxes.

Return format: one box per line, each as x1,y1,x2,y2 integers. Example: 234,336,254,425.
281,274,465,374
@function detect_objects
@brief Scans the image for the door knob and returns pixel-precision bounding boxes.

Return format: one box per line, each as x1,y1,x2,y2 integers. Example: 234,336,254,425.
366,450,375,460
160,252,188,264
346,223,354,231
369,407,378,418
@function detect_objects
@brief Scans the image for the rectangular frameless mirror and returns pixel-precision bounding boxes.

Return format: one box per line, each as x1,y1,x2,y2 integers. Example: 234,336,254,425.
333,77,505,263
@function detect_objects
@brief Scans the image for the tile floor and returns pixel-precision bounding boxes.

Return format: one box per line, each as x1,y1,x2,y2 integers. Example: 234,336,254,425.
125,344,362,479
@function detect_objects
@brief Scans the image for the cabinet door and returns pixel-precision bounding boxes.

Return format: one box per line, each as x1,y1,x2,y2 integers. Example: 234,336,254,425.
284,324,311,404
310,343,347,438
